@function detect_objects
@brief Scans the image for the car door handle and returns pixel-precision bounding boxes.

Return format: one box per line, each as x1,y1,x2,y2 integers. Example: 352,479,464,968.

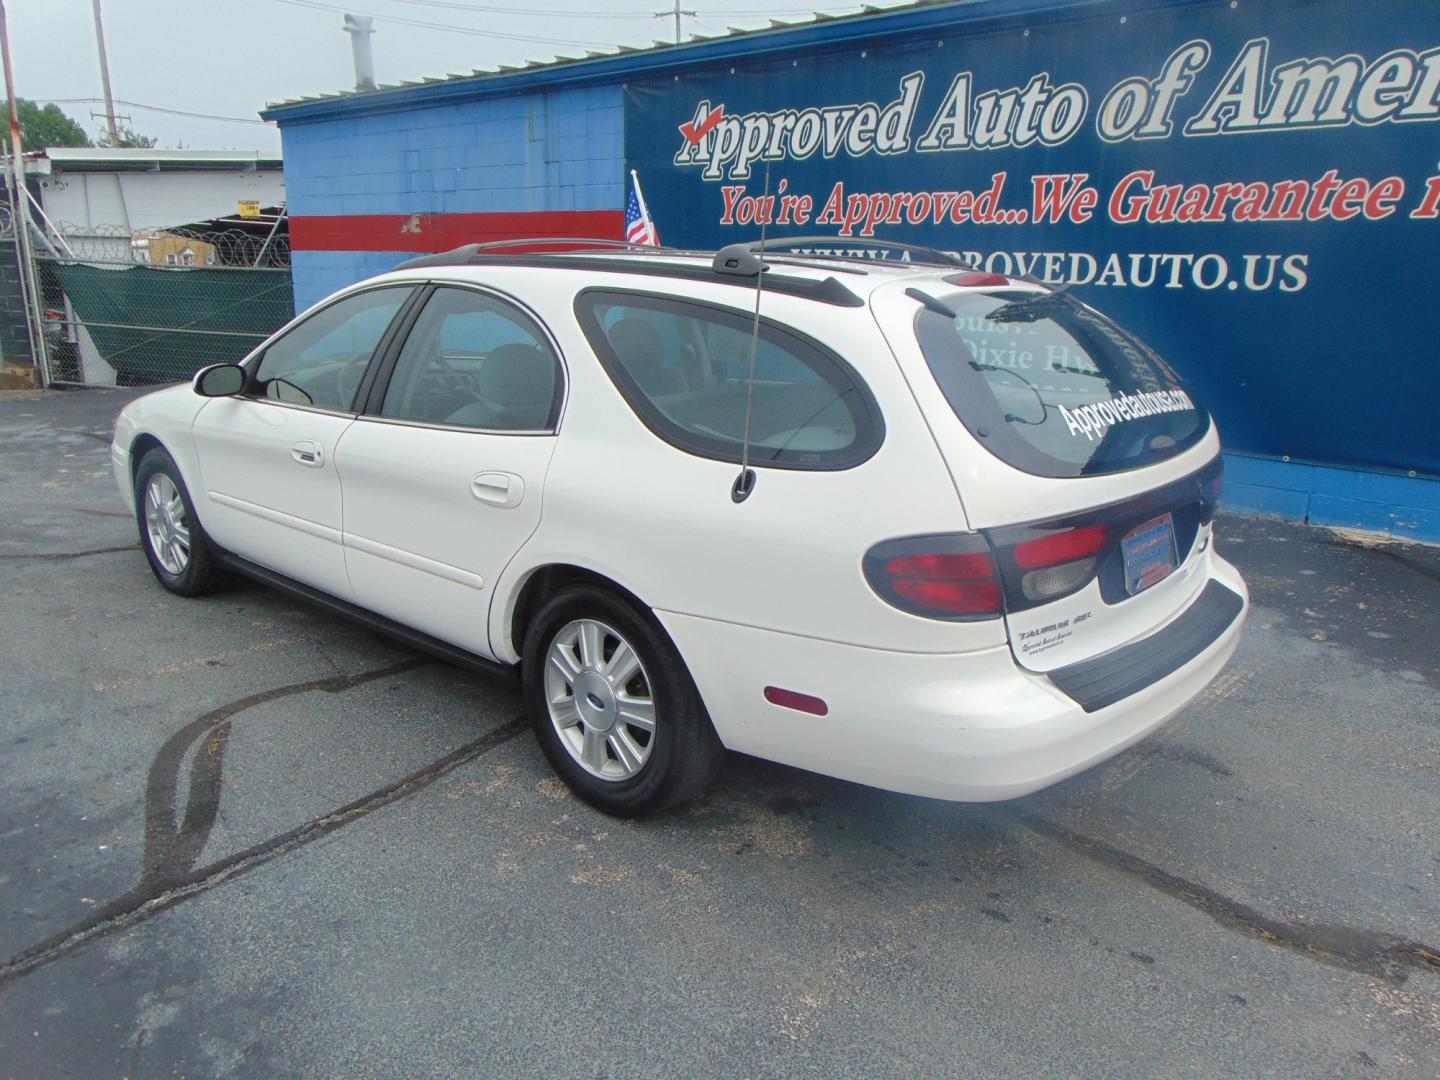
471,471,524,508
291,440,324,467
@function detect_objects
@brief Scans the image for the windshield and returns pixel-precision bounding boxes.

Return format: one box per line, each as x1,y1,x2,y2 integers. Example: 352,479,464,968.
913,290,1209,477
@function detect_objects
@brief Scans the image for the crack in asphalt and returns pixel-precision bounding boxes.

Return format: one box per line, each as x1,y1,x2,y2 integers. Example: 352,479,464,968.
0,544,139,560
0,660,528,987
1013,811,1440,983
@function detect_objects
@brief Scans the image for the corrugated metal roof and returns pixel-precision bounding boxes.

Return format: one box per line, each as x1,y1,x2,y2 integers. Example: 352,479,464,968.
261,0,1118,123
33,148,282,172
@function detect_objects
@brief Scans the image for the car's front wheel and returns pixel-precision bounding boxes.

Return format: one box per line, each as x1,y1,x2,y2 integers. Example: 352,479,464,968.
522,584,723,817
134,447,230,597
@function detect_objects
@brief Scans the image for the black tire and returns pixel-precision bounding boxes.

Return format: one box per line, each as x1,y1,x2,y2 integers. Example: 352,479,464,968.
522,584,724,817
133,447,231,597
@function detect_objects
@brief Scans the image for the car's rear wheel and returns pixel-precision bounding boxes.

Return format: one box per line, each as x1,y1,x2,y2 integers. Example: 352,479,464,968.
522,584,723,817
134,447,230,597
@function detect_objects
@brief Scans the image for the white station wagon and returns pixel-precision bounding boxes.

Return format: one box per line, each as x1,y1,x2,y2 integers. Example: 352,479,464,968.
112,239,1247,816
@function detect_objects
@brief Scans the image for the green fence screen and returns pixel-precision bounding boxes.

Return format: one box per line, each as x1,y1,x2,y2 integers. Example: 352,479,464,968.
48,262,294,385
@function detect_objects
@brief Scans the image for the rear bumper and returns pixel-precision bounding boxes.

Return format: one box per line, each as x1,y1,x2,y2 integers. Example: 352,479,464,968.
1048,578,1244,713
656,555,1248,802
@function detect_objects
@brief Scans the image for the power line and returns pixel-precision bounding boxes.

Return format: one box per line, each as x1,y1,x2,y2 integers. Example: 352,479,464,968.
32,0,900,144
389,0,655,18
269,0,615,47
387,0,881,16
38,98,272,125
655,0,696,45
694,5,880,11
370,0,877,19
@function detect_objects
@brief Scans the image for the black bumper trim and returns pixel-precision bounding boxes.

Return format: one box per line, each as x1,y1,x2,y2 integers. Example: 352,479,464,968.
1047,580,1244,713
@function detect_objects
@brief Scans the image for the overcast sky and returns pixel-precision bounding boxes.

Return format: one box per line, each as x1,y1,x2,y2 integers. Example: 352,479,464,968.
7,0,911,152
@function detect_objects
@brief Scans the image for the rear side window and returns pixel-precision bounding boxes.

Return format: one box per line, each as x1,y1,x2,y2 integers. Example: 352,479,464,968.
913,290,1209,477
575,291,882,470
380,287,561,431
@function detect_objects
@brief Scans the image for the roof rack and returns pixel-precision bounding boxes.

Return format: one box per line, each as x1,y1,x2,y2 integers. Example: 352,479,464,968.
398,234,974,274
393,241,866,308
395,237,685,270
741,235,973,270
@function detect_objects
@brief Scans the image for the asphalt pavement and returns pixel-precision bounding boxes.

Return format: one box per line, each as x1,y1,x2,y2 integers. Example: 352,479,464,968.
1,387,1437,1079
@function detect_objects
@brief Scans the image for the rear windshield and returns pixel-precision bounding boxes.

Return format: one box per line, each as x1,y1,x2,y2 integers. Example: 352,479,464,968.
913,290,1209,477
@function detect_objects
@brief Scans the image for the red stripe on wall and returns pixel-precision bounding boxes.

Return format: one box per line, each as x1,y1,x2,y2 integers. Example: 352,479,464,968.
290,210,624,253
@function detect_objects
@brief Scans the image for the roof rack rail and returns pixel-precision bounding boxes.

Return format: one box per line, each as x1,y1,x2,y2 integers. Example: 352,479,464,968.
391,239,869,307
471,237,686,254
742,235,974,270
396,237,684,270
395,248,863,308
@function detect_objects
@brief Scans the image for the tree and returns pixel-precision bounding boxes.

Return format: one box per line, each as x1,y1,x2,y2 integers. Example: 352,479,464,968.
14,99,91,152
98,124,158,149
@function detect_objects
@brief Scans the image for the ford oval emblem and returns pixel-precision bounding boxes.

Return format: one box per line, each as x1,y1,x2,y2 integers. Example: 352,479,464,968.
585,692,606,710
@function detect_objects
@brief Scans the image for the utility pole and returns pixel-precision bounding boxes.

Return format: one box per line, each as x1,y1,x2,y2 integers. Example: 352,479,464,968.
0,2,22,165
91,0,120,145
654,0,695,45
0,0,50,381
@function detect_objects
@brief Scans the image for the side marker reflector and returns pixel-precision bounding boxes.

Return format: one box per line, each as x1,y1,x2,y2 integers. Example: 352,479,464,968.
764,686,829,716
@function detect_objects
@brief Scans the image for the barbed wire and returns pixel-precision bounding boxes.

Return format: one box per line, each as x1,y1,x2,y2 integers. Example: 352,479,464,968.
22,220,294,386
38,223,291,269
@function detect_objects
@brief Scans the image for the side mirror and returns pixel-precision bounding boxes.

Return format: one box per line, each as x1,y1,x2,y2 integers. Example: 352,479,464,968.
193,364,246,397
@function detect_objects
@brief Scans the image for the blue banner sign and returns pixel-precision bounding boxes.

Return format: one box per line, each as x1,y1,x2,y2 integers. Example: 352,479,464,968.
624,0,1440,477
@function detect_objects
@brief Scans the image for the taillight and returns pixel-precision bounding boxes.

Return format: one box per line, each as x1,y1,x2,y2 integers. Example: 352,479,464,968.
1207,468,1223,501
1012,525,1107,603
864,534,1002,620
1014,525,1106,568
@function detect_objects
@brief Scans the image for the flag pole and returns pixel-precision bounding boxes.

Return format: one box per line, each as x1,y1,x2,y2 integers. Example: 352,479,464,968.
630,168,658,245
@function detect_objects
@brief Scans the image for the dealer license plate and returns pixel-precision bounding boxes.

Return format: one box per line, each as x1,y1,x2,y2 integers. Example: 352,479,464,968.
1122,513,1178,595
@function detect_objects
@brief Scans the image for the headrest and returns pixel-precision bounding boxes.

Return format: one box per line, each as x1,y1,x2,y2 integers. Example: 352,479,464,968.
607,318,663,371
477,344,554,422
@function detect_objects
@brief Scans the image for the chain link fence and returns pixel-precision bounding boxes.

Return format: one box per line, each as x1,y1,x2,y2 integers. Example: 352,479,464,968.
34,222,295,387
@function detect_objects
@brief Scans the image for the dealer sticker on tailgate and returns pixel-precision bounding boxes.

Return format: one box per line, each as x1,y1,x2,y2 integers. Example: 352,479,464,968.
1122,513,1178,595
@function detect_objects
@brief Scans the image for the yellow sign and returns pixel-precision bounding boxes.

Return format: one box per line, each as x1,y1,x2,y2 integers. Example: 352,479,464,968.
237,200,261,218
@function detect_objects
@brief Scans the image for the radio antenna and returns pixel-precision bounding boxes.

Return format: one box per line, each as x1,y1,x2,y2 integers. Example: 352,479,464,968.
731,160,772,504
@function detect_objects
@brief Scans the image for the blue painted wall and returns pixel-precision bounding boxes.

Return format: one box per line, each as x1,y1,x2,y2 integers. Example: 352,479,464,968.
281,83,625,311
291,250,407,313
1224,456,1440,541
280,83,624,219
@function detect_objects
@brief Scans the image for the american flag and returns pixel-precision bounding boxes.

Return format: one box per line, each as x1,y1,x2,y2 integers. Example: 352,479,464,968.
625,170,659,246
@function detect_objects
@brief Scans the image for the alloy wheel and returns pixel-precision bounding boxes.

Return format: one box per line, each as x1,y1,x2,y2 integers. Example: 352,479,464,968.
544,618,657,781
143,473,191,576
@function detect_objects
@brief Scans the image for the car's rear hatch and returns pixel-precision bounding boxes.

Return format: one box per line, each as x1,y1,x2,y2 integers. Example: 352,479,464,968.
980,457,1223,672
871,275,1225,674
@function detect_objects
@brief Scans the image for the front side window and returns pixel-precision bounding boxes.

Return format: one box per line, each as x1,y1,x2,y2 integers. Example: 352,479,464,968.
379,287,561,430
913,290,1210,477
575,291,882,470
252,287,411,411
